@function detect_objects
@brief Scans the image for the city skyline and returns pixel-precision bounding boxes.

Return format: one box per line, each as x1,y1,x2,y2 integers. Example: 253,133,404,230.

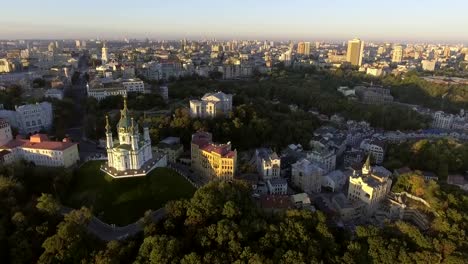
1,0,468,43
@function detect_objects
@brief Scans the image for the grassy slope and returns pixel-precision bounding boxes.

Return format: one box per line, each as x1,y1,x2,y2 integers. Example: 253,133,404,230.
65,161,195,225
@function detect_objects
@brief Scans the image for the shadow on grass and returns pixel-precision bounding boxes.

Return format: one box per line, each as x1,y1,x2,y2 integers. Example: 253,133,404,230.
64,161,196,225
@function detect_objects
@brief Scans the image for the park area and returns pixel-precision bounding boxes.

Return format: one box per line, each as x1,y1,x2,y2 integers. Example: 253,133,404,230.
64,161,196,225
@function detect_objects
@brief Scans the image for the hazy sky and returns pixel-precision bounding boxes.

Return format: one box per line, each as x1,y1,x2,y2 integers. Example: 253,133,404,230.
1,0,467,42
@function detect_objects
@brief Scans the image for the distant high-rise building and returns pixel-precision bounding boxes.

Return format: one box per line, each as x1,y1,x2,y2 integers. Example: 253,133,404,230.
346,38,364,66
443,46,451,58
392,45,403,63
297,42,311,55
47,42,56,52
75,40,81,48
101,42,108,64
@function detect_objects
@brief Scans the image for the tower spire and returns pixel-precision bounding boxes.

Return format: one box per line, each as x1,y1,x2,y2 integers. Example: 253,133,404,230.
105,115,111,132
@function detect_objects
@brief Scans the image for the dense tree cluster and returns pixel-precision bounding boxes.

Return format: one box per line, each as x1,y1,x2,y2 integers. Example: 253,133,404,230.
1,161,467,263
385,139,468,181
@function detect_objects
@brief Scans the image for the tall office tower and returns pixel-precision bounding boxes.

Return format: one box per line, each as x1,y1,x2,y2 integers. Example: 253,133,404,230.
101,42,108,64
392,45,403,63
297,42,305,54
48,42,56,52
315,41,320,49
346,38,364,66
75,40,81,48
297,42,311,55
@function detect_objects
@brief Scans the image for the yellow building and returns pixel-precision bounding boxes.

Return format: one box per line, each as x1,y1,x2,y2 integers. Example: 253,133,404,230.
346,38,364,66
347,156,392,215
191,132,236,182
297,42,311,55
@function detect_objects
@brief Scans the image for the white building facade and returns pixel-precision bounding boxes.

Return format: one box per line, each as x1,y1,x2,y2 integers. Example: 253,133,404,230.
103,98,158,177
0,102,53,135
189,92,233,118
255,148,281,181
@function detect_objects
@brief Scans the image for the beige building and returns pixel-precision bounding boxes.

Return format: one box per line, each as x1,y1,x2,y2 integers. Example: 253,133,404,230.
392,45,403,63
347,156,392,215
346,38,364,66
1,134,79,168
191,132,236,182
0,59,13,73
297,42,311,55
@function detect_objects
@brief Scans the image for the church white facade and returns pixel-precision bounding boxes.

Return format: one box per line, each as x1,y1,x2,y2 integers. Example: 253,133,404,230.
102,97,161,178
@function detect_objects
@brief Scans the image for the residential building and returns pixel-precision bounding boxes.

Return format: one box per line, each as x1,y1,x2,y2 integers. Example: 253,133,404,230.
0,119,13,146
0,134,79,168
346,38,364,66
421,60,436,71
0,58,13,73
355,86,393,104
154,137,183,163
297,42,311,55
332,193,366,221
360,138,385,164
322,170,347,192
122,78,145,93
102,98,162,178
291,158,324,193
306,145,336,173
267,178,288,195
189,92,233,118
432,111,454,129
86,78,127,101
255,148,281,180
191,131,237,181
0,102,53,135
347,157,393,215
44,88,64,100
392,45,403,63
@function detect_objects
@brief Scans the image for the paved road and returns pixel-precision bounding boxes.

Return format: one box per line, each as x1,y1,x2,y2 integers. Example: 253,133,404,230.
61,207,167,241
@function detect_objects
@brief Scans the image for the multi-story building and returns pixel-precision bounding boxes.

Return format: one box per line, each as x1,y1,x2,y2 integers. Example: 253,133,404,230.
255,148,281,181
297,42,311,55
306,146,336,174
360,138,385,164
348,157,392,215
0,102,53,135
191,131,237,181
267,178,288,195
154,137,183,163
189,92,233,118
0,119,13,146
421,60,436,71
102,98,161,178
355,86,394,104
0,133,79,168
0,58,14,73
392,45,403,63
432,111,454,129
122,78,145,93
86,79,127,101
291,158,324,193
347,38,364,66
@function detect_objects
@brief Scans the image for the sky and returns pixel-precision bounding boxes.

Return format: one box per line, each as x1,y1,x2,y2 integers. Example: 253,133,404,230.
1,0,468,43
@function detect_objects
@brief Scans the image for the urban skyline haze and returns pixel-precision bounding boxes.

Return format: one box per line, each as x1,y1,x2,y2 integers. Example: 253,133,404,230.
1,0,467,43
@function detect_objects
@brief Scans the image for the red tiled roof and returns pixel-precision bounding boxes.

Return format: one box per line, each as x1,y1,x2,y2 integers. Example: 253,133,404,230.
1,134,77,151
